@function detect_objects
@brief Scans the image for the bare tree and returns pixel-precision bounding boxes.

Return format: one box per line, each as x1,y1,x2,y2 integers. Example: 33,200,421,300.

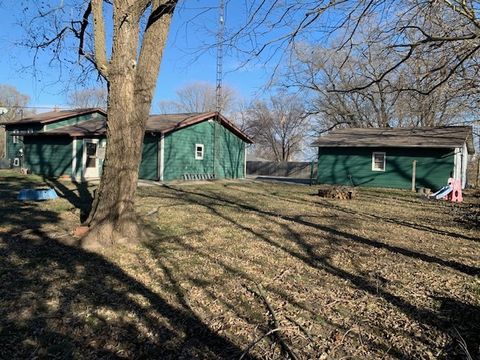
245,93,309,161
23,0,179,246
285,43,399,132
285,38,478,134
0,84,30,158
158,81,236,113
67,87,107,109
229,1,480,100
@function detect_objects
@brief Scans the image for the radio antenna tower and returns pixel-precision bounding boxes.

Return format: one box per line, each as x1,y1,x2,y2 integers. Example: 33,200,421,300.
215,0,225,113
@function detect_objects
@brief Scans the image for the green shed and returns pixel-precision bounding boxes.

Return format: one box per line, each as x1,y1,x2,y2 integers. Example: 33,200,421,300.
312,127,475,190
2,109,252,182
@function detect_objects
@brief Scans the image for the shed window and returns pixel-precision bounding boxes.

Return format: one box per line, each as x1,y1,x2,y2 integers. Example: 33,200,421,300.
195,144,204,160
372,152,386,171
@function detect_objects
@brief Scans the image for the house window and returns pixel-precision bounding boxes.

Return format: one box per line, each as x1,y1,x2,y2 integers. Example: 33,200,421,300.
12,130,20,144
372,152,386,171
195,144,204,160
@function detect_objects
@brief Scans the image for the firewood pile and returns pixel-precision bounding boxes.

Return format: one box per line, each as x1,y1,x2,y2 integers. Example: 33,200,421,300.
317,186,357,200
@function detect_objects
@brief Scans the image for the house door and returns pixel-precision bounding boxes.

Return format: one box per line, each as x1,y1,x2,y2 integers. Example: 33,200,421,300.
83,139,99,179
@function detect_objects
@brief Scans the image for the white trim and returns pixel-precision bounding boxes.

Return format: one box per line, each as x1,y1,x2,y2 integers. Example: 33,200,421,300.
371,152,386,171
461,143,468,188
453,147,461,180
243,144,247,178
159,134,165,181
82,138,100,180
1,125,5,157
12,130,19,144
71,138,77,181
195,143,204,160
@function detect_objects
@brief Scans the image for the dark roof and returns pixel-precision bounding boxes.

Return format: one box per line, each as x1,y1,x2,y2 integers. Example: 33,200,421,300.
47,118,107,136
0,108,106,126
26,111,253,143
312,126,475,154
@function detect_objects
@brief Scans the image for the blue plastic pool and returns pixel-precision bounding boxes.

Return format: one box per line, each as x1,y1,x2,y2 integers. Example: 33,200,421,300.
18,188,58,201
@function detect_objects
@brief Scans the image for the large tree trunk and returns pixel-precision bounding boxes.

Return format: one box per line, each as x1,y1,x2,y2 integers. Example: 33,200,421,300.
82,0,176,248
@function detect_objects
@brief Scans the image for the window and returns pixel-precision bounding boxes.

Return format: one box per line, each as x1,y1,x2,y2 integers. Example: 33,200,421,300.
12,130,20,144
195,144,204,160
86,142,98,168
372,152,386,171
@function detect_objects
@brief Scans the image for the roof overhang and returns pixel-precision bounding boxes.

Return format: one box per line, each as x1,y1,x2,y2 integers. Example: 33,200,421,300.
16,111,254,144
311,126,475,154
0,108,106,126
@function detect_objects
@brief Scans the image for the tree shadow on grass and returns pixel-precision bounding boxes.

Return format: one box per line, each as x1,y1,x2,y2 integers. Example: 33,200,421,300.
162,184,480,359
0,177,253,359
42,177,94,222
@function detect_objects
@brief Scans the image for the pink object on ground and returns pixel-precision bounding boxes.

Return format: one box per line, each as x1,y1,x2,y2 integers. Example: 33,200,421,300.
447,178,463,203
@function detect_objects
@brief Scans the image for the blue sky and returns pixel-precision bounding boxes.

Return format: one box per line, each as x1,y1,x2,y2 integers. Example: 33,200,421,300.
0,1,277,111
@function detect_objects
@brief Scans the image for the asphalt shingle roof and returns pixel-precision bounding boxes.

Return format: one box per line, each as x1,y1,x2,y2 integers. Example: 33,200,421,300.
0,108,106,125
312,126,475,154
18,111,253,143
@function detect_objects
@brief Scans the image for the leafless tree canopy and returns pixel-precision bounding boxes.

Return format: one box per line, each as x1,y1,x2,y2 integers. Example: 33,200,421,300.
229,0,480,131
0,85,30,158
245,93,309,161
285,38,479,134
223,0,480,151
67,87,107,109
0,84,30,123
158,81,236,114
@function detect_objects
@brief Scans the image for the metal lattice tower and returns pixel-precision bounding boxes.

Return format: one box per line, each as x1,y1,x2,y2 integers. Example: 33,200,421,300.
215,0,225,113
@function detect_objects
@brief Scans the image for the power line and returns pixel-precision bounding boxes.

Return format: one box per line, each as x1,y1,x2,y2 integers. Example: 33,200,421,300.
0,105,70,110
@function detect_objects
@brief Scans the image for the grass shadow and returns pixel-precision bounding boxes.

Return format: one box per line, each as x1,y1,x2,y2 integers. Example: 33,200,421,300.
0,172,254,359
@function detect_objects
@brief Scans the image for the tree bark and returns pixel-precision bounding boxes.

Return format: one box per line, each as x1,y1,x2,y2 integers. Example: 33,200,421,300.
82,0,176,248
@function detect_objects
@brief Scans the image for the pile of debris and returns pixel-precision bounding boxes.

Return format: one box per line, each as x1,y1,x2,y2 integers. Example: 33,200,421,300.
317,186,357,200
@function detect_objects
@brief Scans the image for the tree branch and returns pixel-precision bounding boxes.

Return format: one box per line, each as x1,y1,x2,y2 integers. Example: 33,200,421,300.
91,0,109,79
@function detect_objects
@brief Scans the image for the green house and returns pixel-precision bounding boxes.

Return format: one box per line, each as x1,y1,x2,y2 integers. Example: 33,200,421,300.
1,109,252,182
312,127,475,190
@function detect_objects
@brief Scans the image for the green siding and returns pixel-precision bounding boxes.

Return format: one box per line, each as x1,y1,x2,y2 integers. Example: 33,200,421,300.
163,121,214,181
24,137,72,177
317,147,454,190
214,123,245,179
163,120,245,181
139,134,158,180
5,124,43,163
44,113,106,131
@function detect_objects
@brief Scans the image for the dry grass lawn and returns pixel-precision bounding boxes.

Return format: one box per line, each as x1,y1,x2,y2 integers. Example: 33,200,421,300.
0,170,479,359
